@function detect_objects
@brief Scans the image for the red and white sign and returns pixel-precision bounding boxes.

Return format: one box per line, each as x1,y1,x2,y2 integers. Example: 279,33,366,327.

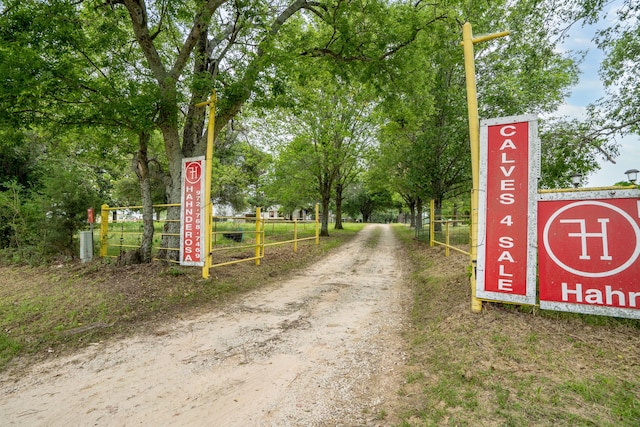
476,115,538,305
180,157,206,266
538,190,640,319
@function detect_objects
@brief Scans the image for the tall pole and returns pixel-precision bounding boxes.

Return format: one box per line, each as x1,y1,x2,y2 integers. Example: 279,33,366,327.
196,91,216,279
255,207,262,265
461,22,509,313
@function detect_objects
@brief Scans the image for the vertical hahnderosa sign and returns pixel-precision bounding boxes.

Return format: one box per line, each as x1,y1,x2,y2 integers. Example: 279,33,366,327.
180,156,205,266
476,115,538,305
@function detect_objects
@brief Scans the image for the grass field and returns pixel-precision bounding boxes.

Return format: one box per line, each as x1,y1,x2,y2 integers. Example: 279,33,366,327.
393,224,640,426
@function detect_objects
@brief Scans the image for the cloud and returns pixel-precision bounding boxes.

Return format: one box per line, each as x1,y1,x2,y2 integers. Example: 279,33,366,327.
552,103,587,120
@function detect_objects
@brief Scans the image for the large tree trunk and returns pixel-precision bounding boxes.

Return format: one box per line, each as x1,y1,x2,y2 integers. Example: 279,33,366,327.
434,197,443,232
409,200,416,228
157,94,184,262
320,192,331,237
334,182,343,230
415,197,423,239
135,131,154,263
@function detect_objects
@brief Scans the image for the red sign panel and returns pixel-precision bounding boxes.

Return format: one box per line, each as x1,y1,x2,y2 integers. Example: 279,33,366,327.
476,115,538,305
538,191,640,319
180,157,205,266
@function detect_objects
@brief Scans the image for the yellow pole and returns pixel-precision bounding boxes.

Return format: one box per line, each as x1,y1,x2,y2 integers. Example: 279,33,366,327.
429,199,435,247
445,221,450,257
461,22,509,313
195,91,216,279
293,219,298,253
255,207,262,265
100,204,109,257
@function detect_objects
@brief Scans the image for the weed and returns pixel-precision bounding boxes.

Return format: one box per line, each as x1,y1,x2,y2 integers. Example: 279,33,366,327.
0,333,22,366
375,408,387,420
364,227,381,248
406,371,425,384
165,267,186,276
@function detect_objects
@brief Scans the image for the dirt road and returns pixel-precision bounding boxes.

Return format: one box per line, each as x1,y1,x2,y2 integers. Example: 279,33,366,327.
1,224,409,426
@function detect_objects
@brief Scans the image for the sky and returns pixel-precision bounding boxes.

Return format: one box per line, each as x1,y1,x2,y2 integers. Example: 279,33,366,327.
554,1,640,187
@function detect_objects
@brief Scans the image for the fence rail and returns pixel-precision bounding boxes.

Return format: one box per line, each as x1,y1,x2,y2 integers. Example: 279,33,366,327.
414,200,471,256
98,204,319,269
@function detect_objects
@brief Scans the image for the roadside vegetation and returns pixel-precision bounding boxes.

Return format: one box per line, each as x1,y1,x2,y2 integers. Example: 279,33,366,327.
393,224,640,426
2,1,637,266
0,224,365,373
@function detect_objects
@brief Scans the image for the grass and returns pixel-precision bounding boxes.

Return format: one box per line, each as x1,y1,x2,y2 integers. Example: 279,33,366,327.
0,223,365,372
391,223,640,427
364,226,382,248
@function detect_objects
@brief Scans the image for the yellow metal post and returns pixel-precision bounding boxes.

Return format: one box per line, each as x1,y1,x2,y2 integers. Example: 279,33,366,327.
293,219,298,253
195,91,217,279
429,199,435,247
445,221,450,257
462,22,510,313
255,207,262,265
100,204,109,257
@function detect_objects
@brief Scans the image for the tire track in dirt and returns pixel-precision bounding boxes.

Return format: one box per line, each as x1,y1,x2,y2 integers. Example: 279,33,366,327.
1,224,409,426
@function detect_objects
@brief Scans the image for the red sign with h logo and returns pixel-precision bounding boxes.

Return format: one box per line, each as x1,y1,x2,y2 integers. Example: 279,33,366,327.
180,157,206,266
538,190,640,319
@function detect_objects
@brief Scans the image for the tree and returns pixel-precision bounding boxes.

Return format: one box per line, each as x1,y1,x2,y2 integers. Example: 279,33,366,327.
1,0,618,260
108,0,469,243
343,181,393,223
0,1,167,261
267,133,320,218
266,66,374,235
0,148,103,258
589,1,640,157
538,117,619,188
209,125,273,213
0,181,42,255
474,0,621,187
374,0,608,225
375,18,471,229
113,131,168,209
38,163,103,255
0,0,472,256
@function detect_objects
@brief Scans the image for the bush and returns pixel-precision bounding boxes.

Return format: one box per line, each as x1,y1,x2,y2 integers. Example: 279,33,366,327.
0,167,102,262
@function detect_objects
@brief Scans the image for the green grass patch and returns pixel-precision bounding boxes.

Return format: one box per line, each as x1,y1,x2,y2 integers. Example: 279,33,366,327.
0,333,22,367
390,223,640,427
364,226,382,248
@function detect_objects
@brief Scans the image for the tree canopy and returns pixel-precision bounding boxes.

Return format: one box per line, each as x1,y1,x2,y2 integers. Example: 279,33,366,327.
1,0,635,259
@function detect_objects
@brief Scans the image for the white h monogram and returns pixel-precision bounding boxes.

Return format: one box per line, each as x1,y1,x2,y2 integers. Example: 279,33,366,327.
187,165,199,180
559,218,612,261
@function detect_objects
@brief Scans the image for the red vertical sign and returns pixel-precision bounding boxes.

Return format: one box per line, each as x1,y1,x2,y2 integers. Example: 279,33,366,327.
180,157,205,266
476,115,537,305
